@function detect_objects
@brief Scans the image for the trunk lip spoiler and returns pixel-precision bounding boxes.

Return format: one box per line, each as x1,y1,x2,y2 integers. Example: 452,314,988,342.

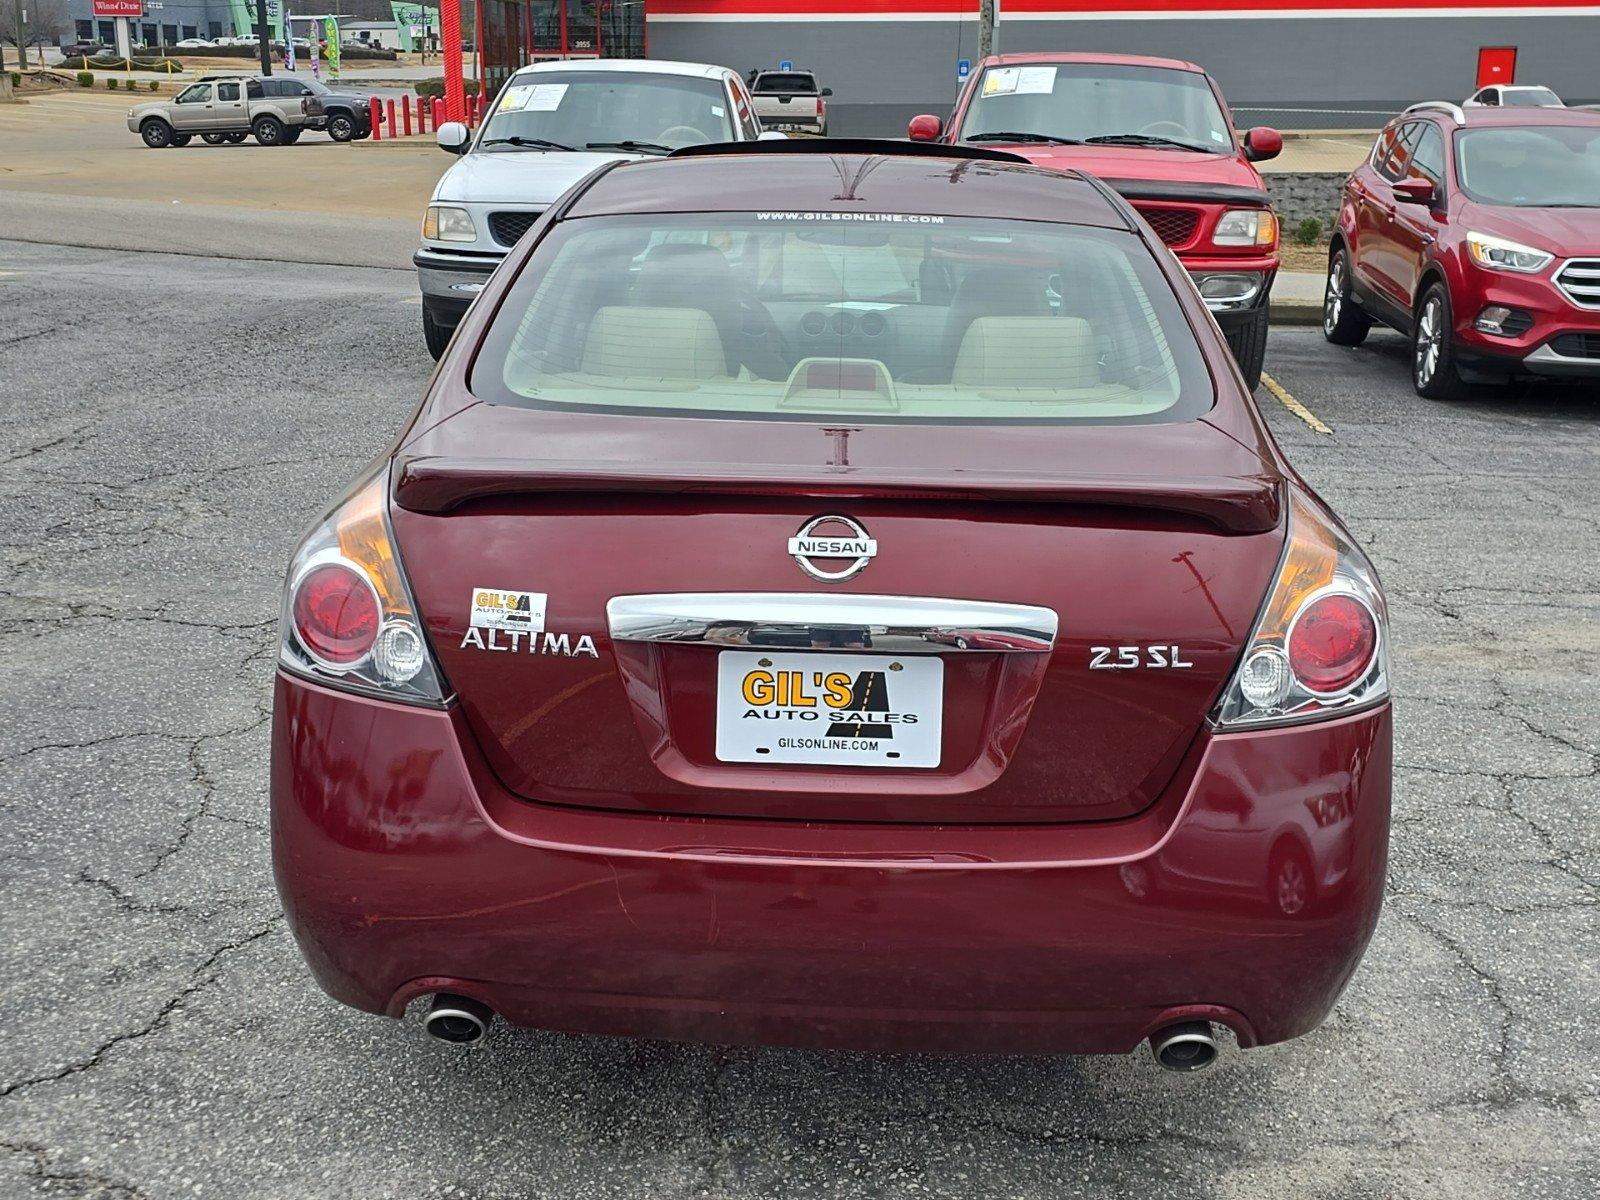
606,592,1059,655
392,457,1283,535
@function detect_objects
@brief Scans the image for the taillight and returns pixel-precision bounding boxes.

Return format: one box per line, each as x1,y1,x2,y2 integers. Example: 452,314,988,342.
279,467,449,705
1287,591,1377,694
1211,490,1387,729
291,559,379,665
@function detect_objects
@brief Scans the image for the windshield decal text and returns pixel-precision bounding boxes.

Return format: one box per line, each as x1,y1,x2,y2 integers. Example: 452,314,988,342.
755,212,945,224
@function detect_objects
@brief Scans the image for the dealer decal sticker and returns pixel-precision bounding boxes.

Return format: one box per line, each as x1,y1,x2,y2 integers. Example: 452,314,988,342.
460,589,598,658
470,588,547,632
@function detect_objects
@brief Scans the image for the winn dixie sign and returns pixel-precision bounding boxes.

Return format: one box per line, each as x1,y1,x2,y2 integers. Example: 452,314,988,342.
92,0,144,16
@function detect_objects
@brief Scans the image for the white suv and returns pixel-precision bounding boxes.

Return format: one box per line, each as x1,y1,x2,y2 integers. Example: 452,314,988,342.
415,59,773,358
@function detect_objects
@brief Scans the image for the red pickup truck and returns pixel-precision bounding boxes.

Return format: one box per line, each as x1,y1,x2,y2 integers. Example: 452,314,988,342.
910,53,1283,388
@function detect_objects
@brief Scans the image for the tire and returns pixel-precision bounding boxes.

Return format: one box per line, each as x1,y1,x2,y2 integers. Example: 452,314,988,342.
253,115,286,146
170,133,192,147
139,118,173,149
1322,246,1371,346
224,132,247,144
423,304,454,361
281,128,303,145
1413,282,1470,401
201,132,227,146
326,111,356,142
1223,305,1269,391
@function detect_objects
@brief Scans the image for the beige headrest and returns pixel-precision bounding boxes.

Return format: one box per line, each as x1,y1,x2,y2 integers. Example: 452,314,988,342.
581,306,729,380
952,316,1100,390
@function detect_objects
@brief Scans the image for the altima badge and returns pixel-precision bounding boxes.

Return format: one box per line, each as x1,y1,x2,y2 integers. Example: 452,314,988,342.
788,515,876,583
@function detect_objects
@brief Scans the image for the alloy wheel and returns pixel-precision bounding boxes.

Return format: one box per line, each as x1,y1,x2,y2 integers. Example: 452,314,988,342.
1415,297,1443,388
1324,256,1345,334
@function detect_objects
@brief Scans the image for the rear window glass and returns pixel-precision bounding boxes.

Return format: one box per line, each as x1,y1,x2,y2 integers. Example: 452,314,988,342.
472,213,1213,426
754,73,818,95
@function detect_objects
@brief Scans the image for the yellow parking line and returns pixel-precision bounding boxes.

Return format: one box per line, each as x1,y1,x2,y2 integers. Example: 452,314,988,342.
1260,371,1333,435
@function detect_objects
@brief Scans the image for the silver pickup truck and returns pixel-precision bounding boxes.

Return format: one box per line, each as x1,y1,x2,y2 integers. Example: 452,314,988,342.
748,69,831,135
126,76,312,148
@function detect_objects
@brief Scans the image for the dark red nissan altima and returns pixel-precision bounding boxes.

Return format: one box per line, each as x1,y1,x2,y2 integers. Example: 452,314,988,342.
272,141,1391,1070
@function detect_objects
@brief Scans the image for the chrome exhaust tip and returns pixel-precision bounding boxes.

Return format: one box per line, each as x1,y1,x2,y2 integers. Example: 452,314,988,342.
422,993,494,1045
1150,1020,1218,1072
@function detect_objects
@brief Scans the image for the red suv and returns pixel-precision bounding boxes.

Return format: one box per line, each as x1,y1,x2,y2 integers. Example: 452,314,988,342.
1326,102,1600,398
909,53,1283,388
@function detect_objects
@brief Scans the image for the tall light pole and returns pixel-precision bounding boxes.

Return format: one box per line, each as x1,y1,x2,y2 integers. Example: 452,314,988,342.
979,0,998,61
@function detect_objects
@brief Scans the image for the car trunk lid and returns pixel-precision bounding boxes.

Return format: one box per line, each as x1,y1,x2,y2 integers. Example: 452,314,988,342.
389,405,1285,824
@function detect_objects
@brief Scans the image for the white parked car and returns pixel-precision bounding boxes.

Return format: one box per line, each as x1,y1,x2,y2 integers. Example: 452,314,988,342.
1464,84,1564,108
174,38,215,49
414,58,775,358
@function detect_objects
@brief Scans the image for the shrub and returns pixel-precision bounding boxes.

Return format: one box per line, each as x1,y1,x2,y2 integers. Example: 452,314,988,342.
1294,216,1323,246
107,77,118,89
8,72,18,87
77,70,93,87
149,80,160,91
415,76,476,99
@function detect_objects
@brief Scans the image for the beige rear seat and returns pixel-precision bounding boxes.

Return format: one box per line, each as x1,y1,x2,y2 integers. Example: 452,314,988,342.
952,316,1100,390
581,306,729,380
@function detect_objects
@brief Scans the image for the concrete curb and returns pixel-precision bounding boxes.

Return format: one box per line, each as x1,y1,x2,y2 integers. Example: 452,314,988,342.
1271,300,1325,327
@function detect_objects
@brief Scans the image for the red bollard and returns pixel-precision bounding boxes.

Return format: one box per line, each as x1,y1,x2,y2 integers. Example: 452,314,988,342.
403,96,413,137
386,97,397,140
417,95,427,135
434,97,445,130
369,96,382,141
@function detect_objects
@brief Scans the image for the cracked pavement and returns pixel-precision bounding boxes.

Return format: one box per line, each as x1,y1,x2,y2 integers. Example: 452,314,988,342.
1,239,1596,1199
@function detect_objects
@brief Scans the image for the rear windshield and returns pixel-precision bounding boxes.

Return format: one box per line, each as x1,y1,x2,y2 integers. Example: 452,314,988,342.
754,73,818,95
1457,125,1600,206
472,212,1213,426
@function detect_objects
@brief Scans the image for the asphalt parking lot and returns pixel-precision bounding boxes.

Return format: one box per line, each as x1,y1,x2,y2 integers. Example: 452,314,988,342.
1,238,1596,1199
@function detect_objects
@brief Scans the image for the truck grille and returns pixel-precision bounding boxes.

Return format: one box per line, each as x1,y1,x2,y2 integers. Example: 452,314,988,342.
488,210,544,248
1554,259,1600,309
1133,205,1201,249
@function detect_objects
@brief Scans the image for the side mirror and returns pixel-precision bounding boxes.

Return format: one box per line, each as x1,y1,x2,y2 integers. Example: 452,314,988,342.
907,113,943,142
436,121,470,155
821,87,833,97
1393,177,1437,206
1242,126,1283,163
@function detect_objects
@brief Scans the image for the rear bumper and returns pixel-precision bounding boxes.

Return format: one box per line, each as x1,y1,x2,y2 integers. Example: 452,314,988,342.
272,671,1390,1055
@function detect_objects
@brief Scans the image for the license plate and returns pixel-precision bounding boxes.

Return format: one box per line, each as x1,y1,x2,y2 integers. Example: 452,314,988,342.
715,651,943,768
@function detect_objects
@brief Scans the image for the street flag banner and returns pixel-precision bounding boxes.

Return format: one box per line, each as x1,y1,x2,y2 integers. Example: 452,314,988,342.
309,24,320,77
284,7,295,71
324,18,341,78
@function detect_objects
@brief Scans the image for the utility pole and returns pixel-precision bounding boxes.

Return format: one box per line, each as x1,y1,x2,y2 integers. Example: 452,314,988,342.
11,0,29,70
255,0,272,75
978,0,995,61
